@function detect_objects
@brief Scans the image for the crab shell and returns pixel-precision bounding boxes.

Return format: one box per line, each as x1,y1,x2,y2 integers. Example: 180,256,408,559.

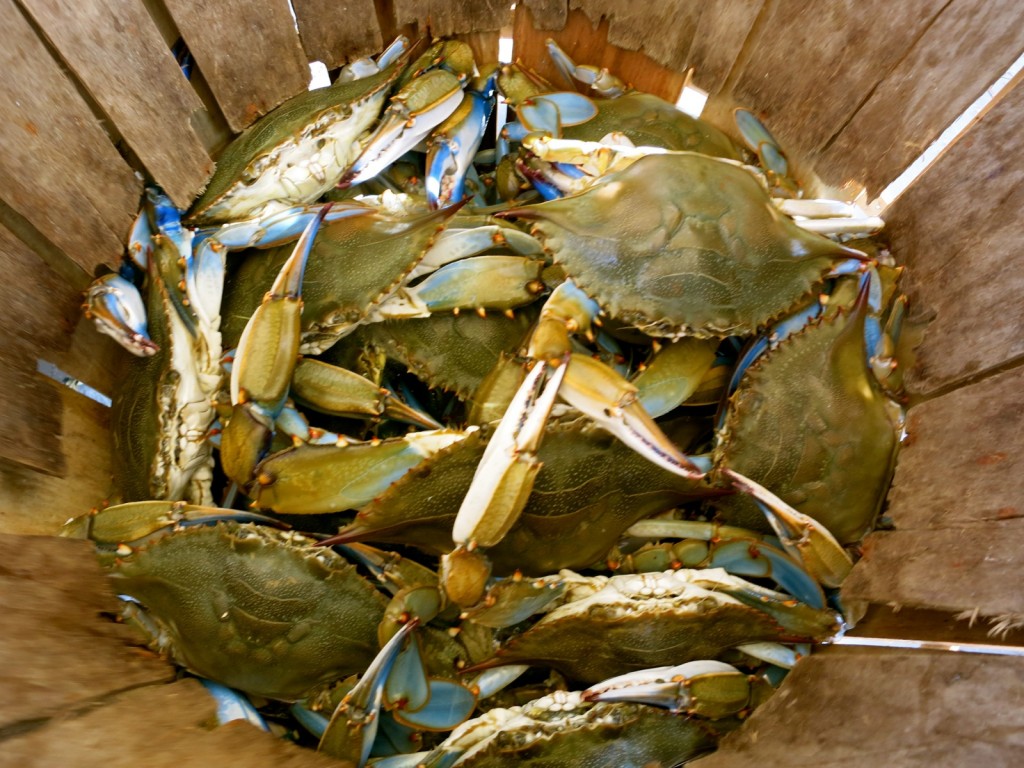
508,152,866,338
713,288,902,544
220,203,458,353
562,91,744,160
111,523,387,700
475,568,841,684
331,419,714,575
186,59,405,227
427,689,732,767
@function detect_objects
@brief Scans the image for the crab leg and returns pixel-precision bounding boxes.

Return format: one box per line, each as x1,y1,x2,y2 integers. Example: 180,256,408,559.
83,274,159,357
291,358,442,430
318,620,417,766
425,70,498,209
724,468,854,588
219,206,327,486
582,660,765,718
365,255,547,321
560,354,706,480
546,38,628,98
452,360,567,550
340,69,465,188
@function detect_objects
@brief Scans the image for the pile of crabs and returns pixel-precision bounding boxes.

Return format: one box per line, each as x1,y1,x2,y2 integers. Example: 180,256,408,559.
67,36,907,767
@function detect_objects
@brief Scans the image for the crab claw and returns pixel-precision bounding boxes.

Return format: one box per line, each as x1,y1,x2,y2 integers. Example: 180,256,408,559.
582,660,762,719
425,71,497,209
318,620,417,766
221,205,329,486
561,354,706,481
83,274,159,356
452,360,568,549
340,69,465,189
545,39,627,98
724,468,853,588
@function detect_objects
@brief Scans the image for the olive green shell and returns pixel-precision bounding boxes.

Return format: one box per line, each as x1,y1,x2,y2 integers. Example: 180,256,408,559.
111,523,386,700
452,700,727,768
187,63,402,225
355,308,537,398
713,300,900,543
336,420,712,575
513,152,863,338
563,92,743,160
221,206,455,350
485,571,839,684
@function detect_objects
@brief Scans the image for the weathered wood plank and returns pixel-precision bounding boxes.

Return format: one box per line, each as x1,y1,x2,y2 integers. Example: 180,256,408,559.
886,80,1024,394
19,0,213,209
1,678,344,767
0,336,66,476
453,30,501,69
722,0,945,167
0,224,81,351
686,0,763,95
888,367,1024,532
843,368,1024,618
0,534,173,731
521,0,762,93
292,0,383,70
163,0,310,133
0,223,84,476
512,5,687,102
521,0,566,30
0,222,121,518
842,527,1024,617
571,0,703,73
0,0,140,275
888,366,1024,536
0,322,121,533
819,0,1024,198
694,648,1024,767
393,0,512,36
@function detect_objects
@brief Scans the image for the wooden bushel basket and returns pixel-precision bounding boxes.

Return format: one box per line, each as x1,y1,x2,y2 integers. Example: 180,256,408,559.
2,1,1023,764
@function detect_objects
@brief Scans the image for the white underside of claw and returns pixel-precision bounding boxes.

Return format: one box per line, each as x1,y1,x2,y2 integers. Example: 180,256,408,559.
559,355,705,480
775,198,885,235
204,91,387,225
452,362,565,548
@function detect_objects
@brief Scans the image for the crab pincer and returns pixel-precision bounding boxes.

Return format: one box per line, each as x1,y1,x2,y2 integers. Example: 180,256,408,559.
220,204,329,486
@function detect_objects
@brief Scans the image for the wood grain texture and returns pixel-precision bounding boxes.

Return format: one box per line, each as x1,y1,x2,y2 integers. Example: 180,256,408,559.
694,648,1024,767
521,0,761,93
1,676,346,768
842,527,1024,617
686,0,763,94
291,0,383,70
887,367,1024,532
521,0,566,30
886,80,1024,394
819,0,1024,197
0,337,67,477
0,322,122,533
19,0,213,209
723,0,945,167
572,0,703,73
393,0,513,36
841,367,1024,617
163,0,310,133
0,533,173,731
512,5,687,102
453,30,501,68
0,224,83,476
0,0,140,275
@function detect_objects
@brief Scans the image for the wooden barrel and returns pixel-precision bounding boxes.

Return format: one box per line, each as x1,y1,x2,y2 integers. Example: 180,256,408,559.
2,2,1023,764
